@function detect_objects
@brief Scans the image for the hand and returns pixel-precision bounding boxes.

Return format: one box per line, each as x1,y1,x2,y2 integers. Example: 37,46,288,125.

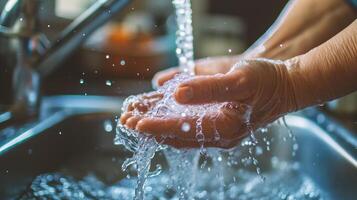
121,56,241,148
121,58,298,148
174,58,298,125
121,100,251,149
152,56,240,88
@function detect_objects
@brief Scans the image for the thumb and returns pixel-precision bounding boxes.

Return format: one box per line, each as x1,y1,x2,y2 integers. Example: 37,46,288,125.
175,74,237,104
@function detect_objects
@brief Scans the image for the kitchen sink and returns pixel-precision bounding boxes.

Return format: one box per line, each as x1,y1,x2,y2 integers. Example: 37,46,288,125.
0,95,356,199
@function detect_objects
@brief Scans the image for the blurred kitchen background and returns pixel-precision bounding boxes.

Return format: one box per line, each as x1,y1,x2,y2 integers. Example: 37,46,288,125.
0,0,288,105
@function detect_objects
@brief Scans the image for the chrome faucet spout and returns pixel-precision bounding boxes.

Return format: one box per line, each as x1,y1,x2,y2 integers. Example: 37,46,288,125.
0,0,132,128
35,0,131,77
0,0,21,27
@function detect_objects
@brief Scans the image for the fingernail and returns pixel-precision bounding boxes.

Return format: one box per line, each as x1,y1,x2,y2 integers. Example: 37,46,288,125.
176,86,193,103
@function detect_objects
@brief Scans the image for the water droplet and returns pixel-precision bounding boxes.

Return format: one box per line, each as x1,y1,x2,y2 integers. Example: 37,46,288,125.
176,48,182,54
104,120,113,132
120,60,126,66
255,146,263,155
317,114,325,124
105,80,112,86
260,127,268,133
196,133,205,143
293,143,299,151
181,122,191,132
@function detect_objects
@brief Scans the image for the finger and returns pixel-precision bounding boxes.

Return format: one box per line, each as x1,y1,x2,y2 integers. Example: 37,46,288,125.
127,103,135,111
129,93,163,112
174,73,238,104
135,117,198,140
142,92,163,100
216,103,251,140
147,94,163,106
120,112,133,124
194,57,233,75
152,68,180,88
135,114,219,141
125,116,142,129
132,102,148,113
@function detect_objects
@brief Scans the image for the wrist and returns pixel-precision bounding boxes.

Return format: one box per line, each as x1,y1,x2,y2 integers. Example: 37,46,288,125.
272,58,300,114
284,55,315,111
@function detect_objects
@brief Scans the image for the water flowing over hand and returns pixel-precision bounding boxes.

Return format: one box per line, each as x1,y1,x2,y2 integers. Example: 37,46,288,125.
120,58,298,148
174,58,298,126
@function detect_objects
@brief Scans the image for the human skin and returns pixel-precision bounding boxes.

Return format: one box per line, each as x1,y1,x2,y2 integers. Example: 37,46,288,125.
153,0,356,86
120,0,357,148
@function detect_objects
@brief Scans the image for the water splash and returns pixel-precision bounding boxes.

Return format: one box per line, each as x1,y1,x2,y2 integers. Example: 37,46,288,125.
164,149,200,200
22,161,327,200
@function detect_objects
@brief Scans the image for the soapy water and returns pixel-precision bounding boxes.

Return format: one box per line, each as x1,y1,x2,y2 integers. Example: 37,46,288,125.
21,159,328,200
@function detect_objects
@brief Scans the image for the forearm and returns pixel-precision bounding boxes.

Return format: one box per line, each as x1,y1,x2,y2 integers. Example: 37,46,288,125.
289,20,357,110
245,0,356,60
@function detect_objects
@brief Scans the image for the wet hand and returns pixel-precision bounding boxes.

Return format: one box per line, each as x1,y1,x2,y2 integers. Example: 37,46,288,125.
174,59,298,126
121,58,298,148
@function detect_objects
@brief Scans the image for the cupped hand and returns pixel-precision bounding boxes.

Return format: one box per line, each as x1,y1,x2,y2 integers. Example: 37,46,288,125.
121,58,298,149
121,99,251,149
174,58,298,125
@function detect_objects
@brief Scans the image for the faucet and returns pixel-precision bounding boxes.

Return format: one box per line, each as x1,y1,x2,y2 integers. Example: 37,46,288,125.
0,0,131,128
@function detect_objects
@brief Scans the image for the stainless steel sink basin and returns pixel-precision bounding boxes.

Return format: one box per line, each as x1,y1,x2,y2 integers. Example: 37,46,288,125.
0,96,356,199
271,114,357,199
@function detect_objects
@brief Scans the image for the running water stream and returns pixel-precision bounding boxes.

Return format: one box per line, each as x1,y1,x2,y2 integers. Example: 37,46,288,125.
115,1,204,199
115,0,251,199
